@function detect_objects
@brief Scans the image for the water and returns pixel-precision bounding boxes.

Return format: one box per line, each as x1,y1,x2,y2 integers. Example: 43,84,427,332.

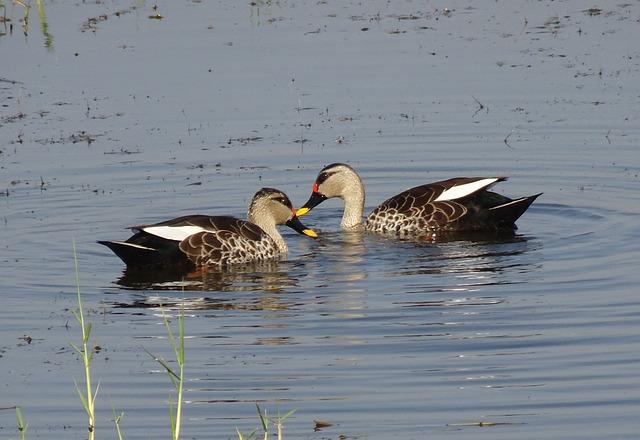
1,1,640,439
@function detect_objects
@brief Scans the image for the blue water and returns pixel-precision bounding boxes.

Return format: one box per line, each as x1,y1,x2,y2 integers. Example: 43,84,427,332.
1,1,640,439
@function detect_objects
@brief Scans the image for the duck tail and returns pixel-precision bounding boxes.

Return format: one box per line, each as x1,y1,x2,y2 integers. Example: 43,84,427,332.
98,240,159,267
487,193,542,227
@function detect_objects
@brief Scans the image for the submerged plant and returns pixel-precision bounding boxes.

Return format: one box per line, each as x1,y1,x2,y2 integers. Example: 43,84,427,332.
71,240,99,440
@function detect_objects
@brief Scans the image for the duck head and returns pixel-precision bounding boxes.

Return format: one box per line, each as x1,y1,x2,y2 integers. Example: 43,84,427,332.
249,188,318,238
296,163,364,216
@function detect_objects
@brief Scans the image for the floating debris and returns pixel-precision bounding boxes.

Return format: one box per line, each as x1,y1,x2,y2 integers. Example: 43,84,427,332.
313,419,332,431
583,7,602,16
1,112,26,124
396,13,422,20
0,78,23,85
447,420,525,428
68,131,97,144
227,136,263,145
149,5,164,20
104,147,141,155
532,15,564,34
81,6,138,32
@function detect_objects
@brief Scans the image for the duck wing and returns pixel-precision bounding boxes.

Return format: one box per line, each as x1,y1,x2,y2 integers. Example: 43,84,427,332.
175,217,275,266
131,215,242,240
366,177,512,233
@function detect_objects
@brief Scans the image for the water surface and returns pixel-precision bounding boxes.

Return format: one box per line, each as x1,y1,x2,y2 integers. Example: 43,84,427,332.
1,1,640,439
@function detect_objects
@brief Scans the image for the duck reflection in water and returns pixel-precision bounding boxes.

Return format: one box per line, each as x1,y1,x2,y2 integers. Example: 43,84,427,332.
114,258,293,290
386,234,541,309
109,260,301,312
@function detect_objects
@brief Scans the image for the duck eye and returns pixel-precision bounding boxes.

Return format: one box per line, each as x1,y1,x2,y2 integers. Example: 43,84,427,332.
318,172,329,183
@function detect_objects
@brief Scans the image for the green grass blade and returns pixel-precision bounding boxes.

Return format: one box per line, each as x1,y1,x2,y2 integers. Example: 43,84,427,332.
177,312,185,364
279,408,296,422
16,406,28,440
74,379,90,415
161,309,177,349
143,347,180,389
84,322,92,343
72,308,82,325
70,342,83,356
72,240,96,440
236,427,257,440
110,403,125,440
93,381,101,405
168,398,176,440
256,403,269,432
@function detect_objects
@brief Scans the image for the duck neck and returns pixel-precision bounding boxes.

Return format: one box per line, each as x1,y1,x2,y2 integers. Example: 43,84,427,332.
249,215,287,254
341,181,365,230
263,223,288,254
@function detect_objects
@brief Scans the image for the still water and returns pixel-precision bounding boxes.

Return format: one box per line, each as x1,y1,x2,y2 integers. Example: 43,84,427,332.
1,1,639,439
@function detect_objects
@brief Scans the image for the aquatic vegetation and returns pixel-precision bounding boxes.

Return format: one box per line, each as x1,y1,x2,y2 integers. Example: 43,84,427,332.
0,0,53,48
69,244,290,440
144,307,185,440
237,404,296,440
15,406,27,440
111,406,125,440
71,240,98,440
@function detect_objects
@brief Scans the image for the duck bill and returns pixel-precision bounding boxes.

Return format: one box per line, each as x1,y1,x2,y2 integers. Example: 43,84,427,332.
295,192,327,217
285,216,318,238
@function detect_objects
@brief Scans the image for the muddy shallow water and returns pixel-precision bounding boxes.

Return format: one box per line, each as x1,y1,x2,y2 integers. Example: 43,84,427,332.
2,1,640,439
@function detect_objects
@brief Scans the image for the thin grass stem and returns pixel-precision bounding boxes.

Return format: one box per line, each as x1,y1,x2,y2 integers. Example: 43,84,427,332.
146,305,185,440
72,240,96,440
109,401,125,440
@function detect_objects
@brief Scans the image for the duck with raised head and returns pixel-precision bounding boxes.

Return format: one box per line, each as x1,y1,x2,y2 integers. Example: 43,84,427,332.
99,188,318,270
296,163,541,236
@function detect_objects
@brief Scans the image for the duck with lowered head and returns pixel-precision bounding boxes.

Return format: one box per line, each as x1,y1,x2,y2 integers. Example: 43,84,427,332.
100,188,317,270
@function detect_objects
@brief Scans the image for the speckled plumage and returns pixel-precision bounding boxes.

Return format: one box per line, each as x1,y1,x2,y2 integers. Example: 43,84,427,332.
99,188,316,270
298,164,540,237
158,215,280,266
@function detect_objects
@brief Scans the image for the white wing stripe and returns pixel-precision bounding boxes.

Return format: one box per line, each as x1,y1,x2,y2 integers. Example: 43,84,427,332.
143,225,206,241
434,178,500,202
488,197,525,210
111,241,156,250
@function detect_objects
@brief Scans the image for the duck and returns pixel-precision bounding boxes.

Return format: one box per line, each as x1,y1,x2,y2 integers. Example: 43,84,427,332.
99,188,318,270
296,163,541,237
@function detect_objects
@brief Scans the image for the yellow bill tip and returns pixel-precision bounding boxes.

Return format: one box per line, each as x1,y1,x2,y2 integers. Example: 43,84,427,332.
296,207,310,217
303,228,318,238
